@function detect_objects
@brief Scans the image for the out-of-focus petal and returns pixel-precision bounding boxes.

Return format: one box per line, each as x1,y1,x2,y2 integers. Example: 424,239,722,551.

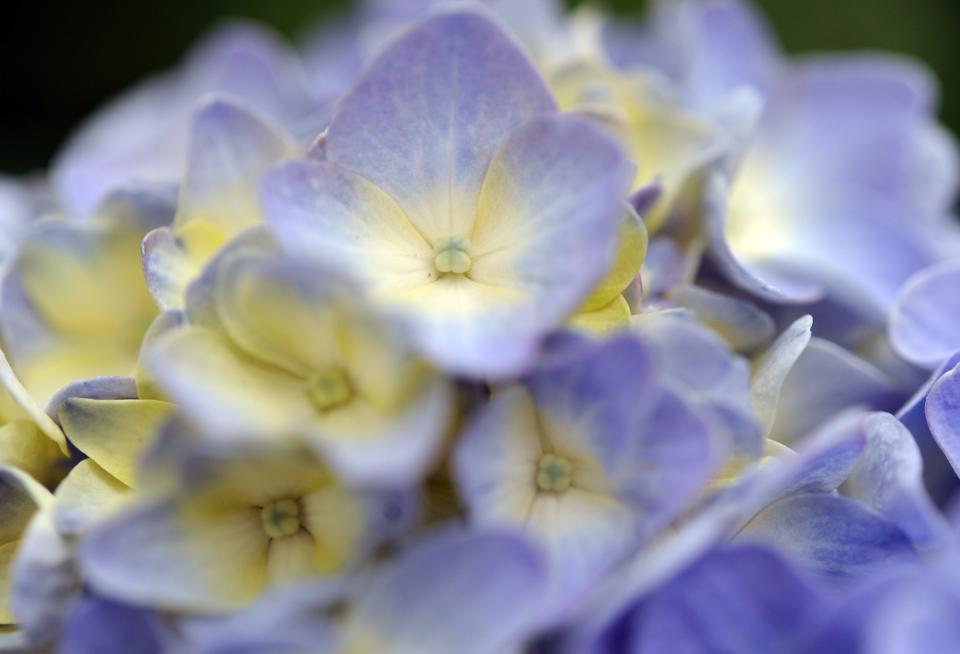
926,361,960,478
750,315,812,435
146,325,313,439
622,544,825,654
59,399,174,488
53,23,317,217
79,499,268,613
59,597,169,654
890,259,960,368
769,338,902,444
738,492,916,580
669,283,776,354
342,529,547,654
843,412,949,550
53,460,130,537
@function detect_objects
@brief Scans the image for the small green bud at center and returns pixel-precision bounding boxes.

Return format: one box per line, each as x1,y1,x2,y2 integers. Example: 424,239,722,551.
433,235,472,274
307,368,352,412
261,498,301,539
536,453,574,492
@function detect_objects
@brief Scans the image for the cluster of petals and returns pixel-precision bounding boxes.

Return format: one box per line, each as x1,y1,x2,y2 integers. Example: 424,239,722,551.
0,1,959,653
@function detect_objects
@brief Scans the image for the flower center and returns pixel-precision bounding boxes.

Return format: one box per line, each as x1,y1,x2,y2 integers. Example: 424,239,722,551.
433,235,472,274
536,453,573,492
307,368,352,412
260,498,301,539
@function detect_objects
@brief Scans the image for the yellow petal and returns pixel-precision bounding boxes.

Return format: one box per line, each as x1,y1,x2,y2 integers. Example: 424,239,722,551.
17,222,156,342
0,466,52,544
569,295,632,334
58,399,174,488
14,345,139,415
265,531,317,586
54,459,130,535
579,206,648,312
0,540,20,624
0,421,67,488
0,348,67,455
551,62,717,233
300,486,365,575
146,325,314,438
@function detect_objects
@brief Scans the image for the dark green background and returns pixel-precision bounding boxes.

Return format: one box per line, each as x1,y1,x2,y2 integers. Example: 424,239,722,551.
2,0,958,174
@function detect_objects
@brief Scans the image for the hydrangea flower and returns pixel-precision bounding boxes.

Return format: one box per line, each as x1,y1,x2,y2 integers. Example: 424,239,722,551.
1,0,960,650
145,249,453,486
1,189,170,407
262,7,634,377
142,97,297,310
455,333,719,606
78,438,408,612
619,0,960,325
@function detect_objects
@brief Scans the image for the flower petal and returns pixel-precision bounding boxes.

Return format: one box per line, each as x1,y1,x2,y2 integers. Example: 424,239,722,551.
177,97,293,236
343,529,547,654
325,7,556,242
79,499,267,612
146,325,313,439
926,362,960,478
843,412,949,550
624,544,824,654
59,399,174,488
53,460,129,537
738,493,916,580
890,260,960,368
769,338,902,444
750,315,812,435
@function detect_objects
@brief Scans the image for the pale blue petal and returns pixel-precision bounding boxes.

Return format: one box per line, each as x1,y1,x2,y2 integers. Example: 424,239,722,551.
343,529,547,654
891,260,960,368
324,7,556,242
769,338,902,444
622,544,824,654
926,361,960,478
738,493,916,580
843,412,949,549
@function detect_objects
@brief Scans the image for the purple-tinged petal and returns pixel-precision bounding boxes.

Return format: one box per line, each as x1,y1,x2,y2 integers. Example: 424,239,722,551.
613,544,825,654
324,7,556,242
896,351,960,503
342,529,547,654
891,259,960,368
769,338,902,444
719,56,957,314
632,310,761,458
843,412,949,550
456,334,719,606
704,170,824,303
177,96,293,237
176,583,336,654
751,408,869,502
53,23,317,217
46,376,138,424
926,362,960,478
9,508,76,646
669,283,776,354
265,113,631,378
738,493,916,581
59,597,169,654
681,0,782,110
861,578,960,654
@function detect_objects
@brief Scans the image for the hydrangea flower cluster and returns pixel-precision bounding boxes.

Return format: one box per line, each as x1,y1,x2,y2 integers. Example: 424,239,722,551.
3,1,960,652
